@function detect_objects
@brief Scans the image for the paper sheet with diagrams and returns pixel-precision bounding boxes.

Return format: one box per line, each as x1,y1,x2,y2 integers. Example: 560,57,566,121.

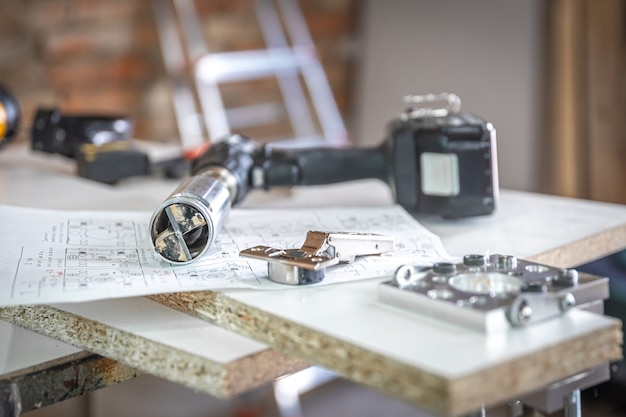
0,205,451,306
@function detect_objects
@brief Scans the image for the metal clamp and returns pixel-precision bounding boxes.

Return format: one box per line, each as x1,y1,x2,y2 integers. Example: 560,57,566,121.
240,231,394,285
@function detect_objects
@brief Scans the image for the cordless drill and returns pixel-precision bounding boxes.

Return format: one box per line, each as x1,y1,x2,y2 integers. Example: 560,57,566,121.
149,93,498,264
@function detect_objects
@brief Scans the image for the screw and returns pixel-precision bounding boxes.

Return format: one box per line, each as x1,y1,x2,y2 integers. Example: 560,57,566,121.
560,293,576,311
495,254,517,270
463,254,487,267
516,301,533,325
433,262,456,275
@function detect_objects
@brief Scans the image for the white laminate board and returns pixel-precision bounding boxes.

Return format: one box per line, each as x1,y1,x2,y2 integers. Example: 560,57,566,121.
222,279,618,379
54,297,268,363
423,189,626,259
0,320,81,375
0,323,7,372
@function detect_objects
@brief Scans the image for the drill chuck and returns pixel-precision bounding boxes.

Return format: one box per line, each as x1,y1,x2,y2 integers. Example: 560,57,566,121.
150,169,233,263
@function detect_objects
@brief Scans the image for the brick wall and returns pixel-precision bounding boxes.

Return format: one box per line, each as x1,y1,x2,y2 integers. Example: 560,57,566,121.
0,0,359,144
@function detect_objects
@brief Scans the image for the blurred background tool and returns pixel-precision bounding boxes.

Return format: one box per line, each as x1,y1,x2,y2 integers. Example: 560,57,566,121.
0,86,21,148
31,108,187,184
31,108,148,184
31,108,133,158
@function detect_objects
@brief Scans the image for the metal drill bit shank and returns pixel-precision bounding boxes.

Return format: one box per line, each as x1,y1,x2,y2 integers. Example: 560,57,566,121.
150,170,232,263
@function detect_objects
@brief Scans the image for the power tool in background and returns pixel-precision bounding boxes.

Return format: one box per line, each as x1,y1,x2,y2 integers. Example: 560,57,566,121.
31,108,189,184
0,85,187,184
0,86,21,148
150,93,499,264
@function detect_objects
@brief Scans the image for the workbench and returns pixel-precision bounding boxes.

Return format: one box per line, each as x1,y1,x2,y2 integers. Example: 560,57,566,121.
0,143,624,416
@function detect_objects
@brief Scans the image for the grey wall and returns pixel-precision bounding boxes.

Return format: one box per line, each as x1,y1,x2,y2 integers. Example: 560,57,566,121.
354,0,545,192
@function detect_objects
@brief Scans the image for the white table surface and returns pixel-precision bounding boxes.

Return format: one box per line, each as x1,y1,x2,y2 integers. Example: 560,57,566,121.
1,143,625,416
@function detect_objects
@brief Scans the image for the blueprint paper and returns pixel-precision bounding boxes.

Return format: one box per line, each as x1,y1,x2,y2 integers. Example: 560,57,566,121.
0,205,450,306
